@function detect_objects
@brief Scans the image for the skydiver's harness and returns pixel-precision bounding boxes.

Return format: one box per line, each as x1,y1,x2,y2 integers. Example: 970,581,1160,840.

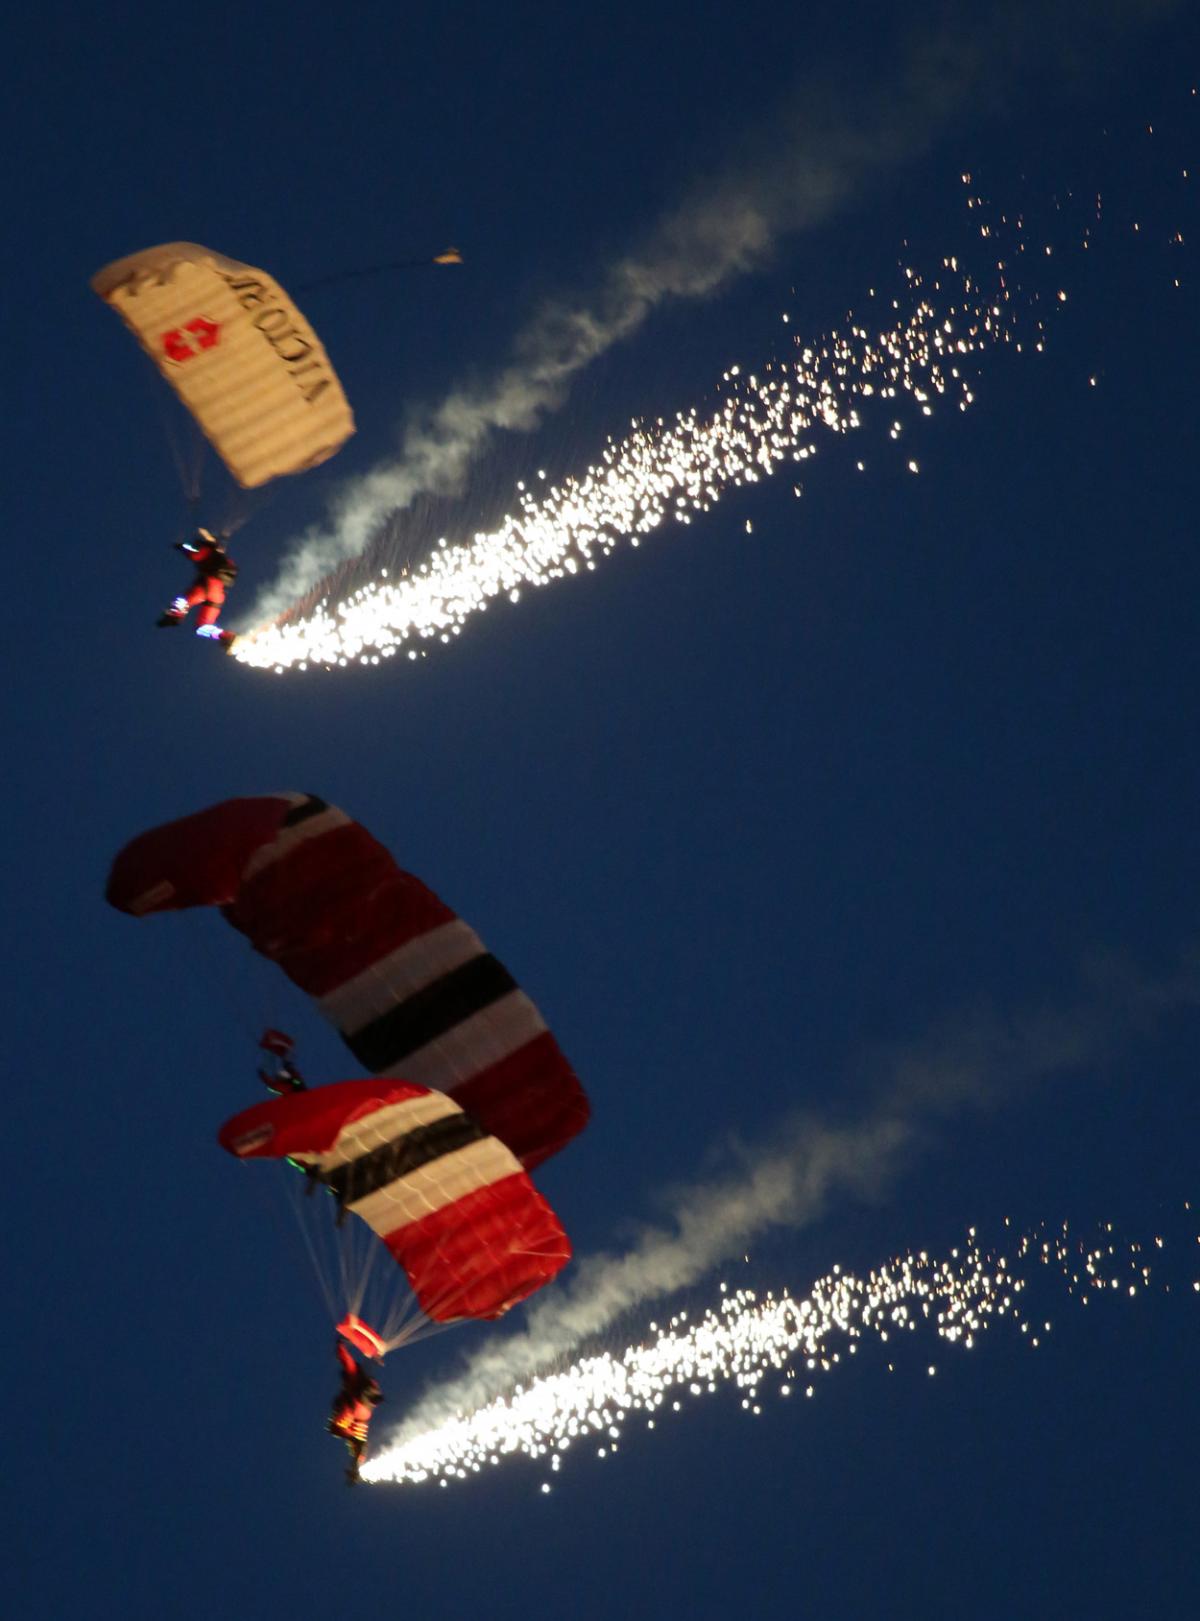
179,538,239,586
197,552,239,586
329,1414,370,1443
329,1377,381,1443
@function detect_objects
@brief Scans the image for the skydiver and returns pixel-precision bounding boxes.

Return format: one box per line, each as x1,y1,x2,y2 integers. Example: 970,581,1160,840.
257,1028,306,1095
156,528,238,648
328,1339,384,1484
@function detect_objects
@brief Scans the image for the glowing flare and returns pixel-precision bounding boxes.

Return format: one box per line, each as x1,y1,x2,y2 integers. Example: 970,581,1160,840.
234,245,1027,673
362,1215,1191,1490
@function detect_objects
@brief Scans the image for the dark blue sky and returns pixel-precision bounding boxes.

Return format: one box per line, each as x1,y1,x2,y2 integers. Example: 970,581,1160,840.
6,3,1199,1616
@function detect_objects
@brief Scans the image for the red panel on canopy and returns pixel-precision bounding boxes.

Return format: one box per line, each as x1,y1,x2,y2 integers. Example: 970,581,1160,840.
109,794,589,1168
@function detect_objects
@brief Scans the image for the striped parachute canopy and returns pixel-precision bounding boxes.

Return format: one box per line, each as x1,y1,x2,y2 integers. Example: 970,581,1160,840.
91,242,354,488
218,1079,571,1325
105,794,589,1169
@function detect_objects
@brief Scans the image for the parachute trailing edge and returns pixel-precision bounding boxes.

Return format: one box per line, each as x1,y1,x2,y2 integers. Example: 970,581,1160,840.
91,242,354,488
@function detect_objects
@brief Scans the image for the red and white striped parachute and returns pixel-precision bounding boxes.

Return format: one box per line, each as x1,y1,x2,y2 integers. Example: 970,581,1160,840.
105,793,588,1169
218,1078,571,1329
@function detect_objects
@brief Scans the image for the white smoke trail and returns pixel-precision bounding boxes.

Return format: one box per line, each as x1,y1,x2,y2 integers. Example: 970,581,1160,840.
244,0,1176,630
376,956,1199,1449
244,91,937,626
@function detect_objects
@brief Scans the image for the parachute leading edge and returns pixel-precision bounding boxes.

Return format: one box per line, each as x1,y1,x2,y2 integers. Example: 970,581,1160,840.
92,242,354,488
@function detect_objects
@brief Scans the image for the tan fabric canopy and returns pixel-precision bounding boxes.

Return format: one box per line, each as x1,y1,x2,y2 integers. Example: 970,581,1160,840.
92,242,354,488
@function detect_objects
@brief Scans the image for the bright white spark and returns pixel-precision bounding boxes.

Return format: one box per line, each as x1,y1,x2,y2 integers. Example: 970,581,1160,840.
362,1215,1187,1489
234,242,1035,673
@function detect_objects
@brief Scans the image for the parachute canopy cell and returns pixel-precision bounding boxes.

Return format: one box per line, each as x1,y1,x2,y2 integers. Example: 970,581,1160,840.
218,1077,571,1322
91,242,354,488
105,793,589,1169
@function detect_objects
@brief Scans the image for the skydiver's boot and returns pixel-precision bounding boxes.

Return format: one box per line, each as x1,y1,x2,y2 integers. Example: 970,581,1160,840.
156,610,184,627
196,624,239,652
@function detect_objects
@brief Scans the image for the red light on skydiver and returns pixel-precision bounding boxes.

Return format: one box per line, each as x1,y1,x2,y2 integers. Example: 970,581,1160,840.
338,1314,386,1360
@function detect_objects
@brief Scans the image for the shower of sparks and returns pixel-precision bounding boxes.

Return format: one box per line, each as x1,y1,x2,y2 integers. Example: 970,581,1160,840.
231,103,1195,673
361,1212,1196,1490
234,184,1059,673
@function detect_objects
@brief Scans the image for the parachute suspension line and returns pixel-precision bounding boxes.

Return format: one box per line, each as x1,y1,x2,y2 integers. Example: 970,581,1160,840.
184,434,206,511
139,350,207,511
213,485,269,546
384,1313,466,1356
373,1258,428,1348
295,249,463,296
285,1170,344,1326
310,1102,465,1354
335,1190,363,1314
236,1151,344,1349
212,905,310,1059
285,1164,407,1342
206,942,275,1053
327,1112,426,1343
344,1213,386,1321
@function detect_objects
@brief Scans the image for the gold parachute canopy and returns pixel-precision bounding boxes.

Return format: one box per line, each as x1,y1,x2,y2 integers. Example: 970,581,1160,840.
91,242,355,489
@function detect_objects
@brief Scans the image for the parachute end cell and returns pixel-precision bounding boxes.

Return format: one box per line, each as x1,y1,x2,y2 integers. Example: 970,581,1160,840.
338,1314,386,1360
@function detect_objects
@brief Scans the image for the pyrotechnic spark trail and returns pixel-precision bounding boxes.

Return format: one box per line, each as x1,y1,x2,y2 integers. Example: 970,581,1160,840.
234,184,1060,674
362,1212,1195,1490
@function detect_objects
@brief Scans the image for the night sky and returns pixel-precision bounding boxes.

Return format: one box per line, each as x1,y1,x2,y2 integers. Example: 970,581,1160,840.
7,3,1200,1616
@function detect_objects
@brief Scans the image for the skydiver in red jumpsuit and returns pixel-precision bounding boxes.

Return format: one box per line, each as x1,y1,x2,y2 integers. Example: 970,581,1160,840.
328,1340,384,1484
156,529,238,647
